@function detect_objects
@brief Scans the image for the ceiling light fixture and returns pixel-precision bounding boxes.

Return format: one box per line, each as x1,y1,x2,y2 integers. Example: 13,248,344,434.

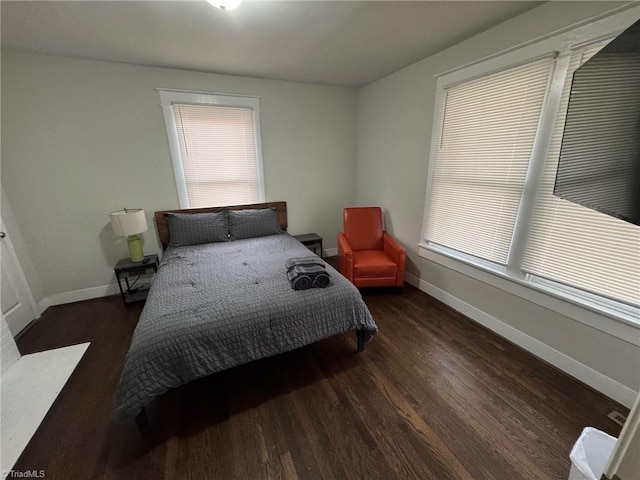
207,0,243,10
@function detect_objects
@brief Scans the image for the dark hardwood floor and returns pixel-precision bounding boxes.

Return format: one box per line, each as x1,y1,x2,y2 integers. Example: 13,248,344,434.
13,283,625,479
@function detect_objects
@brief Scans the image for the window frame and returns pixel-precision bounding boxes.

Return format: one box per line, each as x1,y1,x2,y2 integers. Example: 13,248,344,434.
158,89,266,208
419,7,640,344
424,54,558,266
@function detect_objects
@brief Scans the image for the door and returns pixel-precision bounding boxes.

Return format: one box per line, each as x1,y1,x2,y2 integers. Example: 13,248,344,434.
0,220,38,336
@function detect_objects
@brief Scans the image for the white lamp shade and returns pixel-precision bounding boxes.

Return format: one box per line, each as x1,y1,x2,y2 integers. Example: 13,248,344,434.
110,209,148,236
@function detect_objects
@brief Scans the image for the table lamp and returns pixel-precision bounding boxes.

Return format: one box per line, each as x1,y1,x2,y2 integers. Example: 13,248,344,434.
110,208,148,262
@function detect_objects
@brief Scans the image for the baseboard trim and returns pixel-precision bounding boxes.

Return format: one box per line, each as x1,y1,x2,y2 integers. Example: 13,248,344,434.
323,247,338,258
36,298,51,316
38,284,120,313
405,273,638,408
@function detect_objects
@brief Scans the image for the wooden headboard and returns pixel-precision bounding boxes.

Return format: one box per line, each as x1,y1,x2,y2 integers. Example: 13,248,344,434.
154,201,288,250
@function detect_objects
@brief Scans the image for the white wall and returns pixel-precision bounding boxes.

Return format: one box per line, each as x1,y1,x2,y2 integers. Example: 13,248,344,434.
1,52,357,299
355,1,640,403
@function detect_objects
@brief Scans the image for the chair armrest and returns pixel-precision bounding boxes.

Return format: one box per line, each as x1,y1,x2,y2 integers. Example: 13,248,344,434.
383,232,405,262
338,233,353,256
337,233,354,281
383,232,406,287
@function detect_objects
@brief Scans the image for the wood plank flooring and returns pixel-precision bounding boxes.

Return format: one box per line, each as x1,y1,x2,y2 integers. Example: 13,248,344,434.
13,283,625,479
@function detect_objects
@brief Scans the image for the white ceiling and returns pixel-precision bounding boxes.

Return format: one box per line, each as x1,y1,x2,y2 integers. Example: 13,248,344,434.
0,1,543,87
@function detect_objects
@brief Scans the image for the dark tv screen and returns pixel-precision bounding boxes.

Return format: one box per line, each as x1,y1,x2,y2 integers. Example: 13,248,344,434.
554,19,640,226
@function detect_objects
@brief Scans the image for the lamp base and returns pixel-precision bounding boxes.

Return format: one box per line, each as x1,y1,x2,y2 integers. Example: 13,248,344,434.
127,234,144,262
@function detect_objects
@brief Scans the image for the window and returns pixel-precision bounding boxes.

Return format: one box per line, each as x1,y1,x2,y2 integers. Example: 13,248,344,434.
159,90,265,208
423,57,554,265
420,13,640,330
522,44,640,309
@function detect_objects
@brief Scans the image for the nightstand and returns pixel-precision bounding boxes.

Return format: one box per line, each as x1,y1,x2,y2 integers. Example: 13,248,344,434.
114,254,159,304
294,233,323,258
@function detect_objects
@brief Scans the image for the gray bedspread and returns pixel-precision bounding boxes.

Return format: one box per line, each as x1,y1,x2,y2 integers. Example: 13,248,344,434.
114,233,377,421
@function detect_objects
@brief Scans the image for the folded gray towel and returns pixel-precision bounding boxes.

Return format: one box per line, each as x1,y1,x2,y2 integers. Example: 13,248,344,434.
312,272,331,288
285,256,326,273
287,266,312,290
287,264,331,290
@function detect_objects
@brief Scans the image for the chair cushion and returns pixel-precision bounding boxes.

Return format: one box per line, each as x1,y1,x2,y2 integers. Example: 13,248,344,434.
344,207,384,251
353,250,397,278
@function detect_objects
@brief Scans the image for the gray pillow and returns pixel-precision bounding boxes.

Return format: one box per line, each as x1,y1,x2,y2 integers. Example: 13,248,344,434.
229,208,284,240
166,211,229,247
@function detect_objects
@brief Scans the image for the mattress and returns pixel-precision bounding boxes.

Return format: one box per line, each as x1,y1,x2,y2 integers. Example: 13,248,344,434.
114,233,377,421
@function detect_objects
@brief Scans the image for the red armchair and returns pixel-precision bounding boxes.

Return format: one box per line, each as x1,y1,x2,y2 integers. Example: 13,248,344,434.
338,207,406,288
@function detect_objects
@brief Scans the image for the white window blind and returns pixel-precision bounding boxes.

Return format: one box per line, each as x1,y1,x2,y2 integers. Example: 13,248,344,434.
523,44,640,307
423,58,554,264
172,103,261,208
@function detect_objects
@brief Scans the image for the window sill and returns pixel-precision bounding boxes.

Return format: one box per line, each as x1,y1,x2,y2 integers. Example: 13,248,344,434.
417,243,640,346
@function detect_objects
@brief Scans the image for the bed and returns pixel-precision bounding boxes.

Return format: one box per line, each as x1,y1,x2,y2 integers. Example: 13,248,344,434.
114,202,377,422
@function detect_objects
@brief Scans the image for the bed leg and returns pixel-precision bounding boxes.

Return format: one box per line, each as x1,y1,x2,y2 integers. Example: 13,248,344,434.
356,329,366,353
135,408,149,432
